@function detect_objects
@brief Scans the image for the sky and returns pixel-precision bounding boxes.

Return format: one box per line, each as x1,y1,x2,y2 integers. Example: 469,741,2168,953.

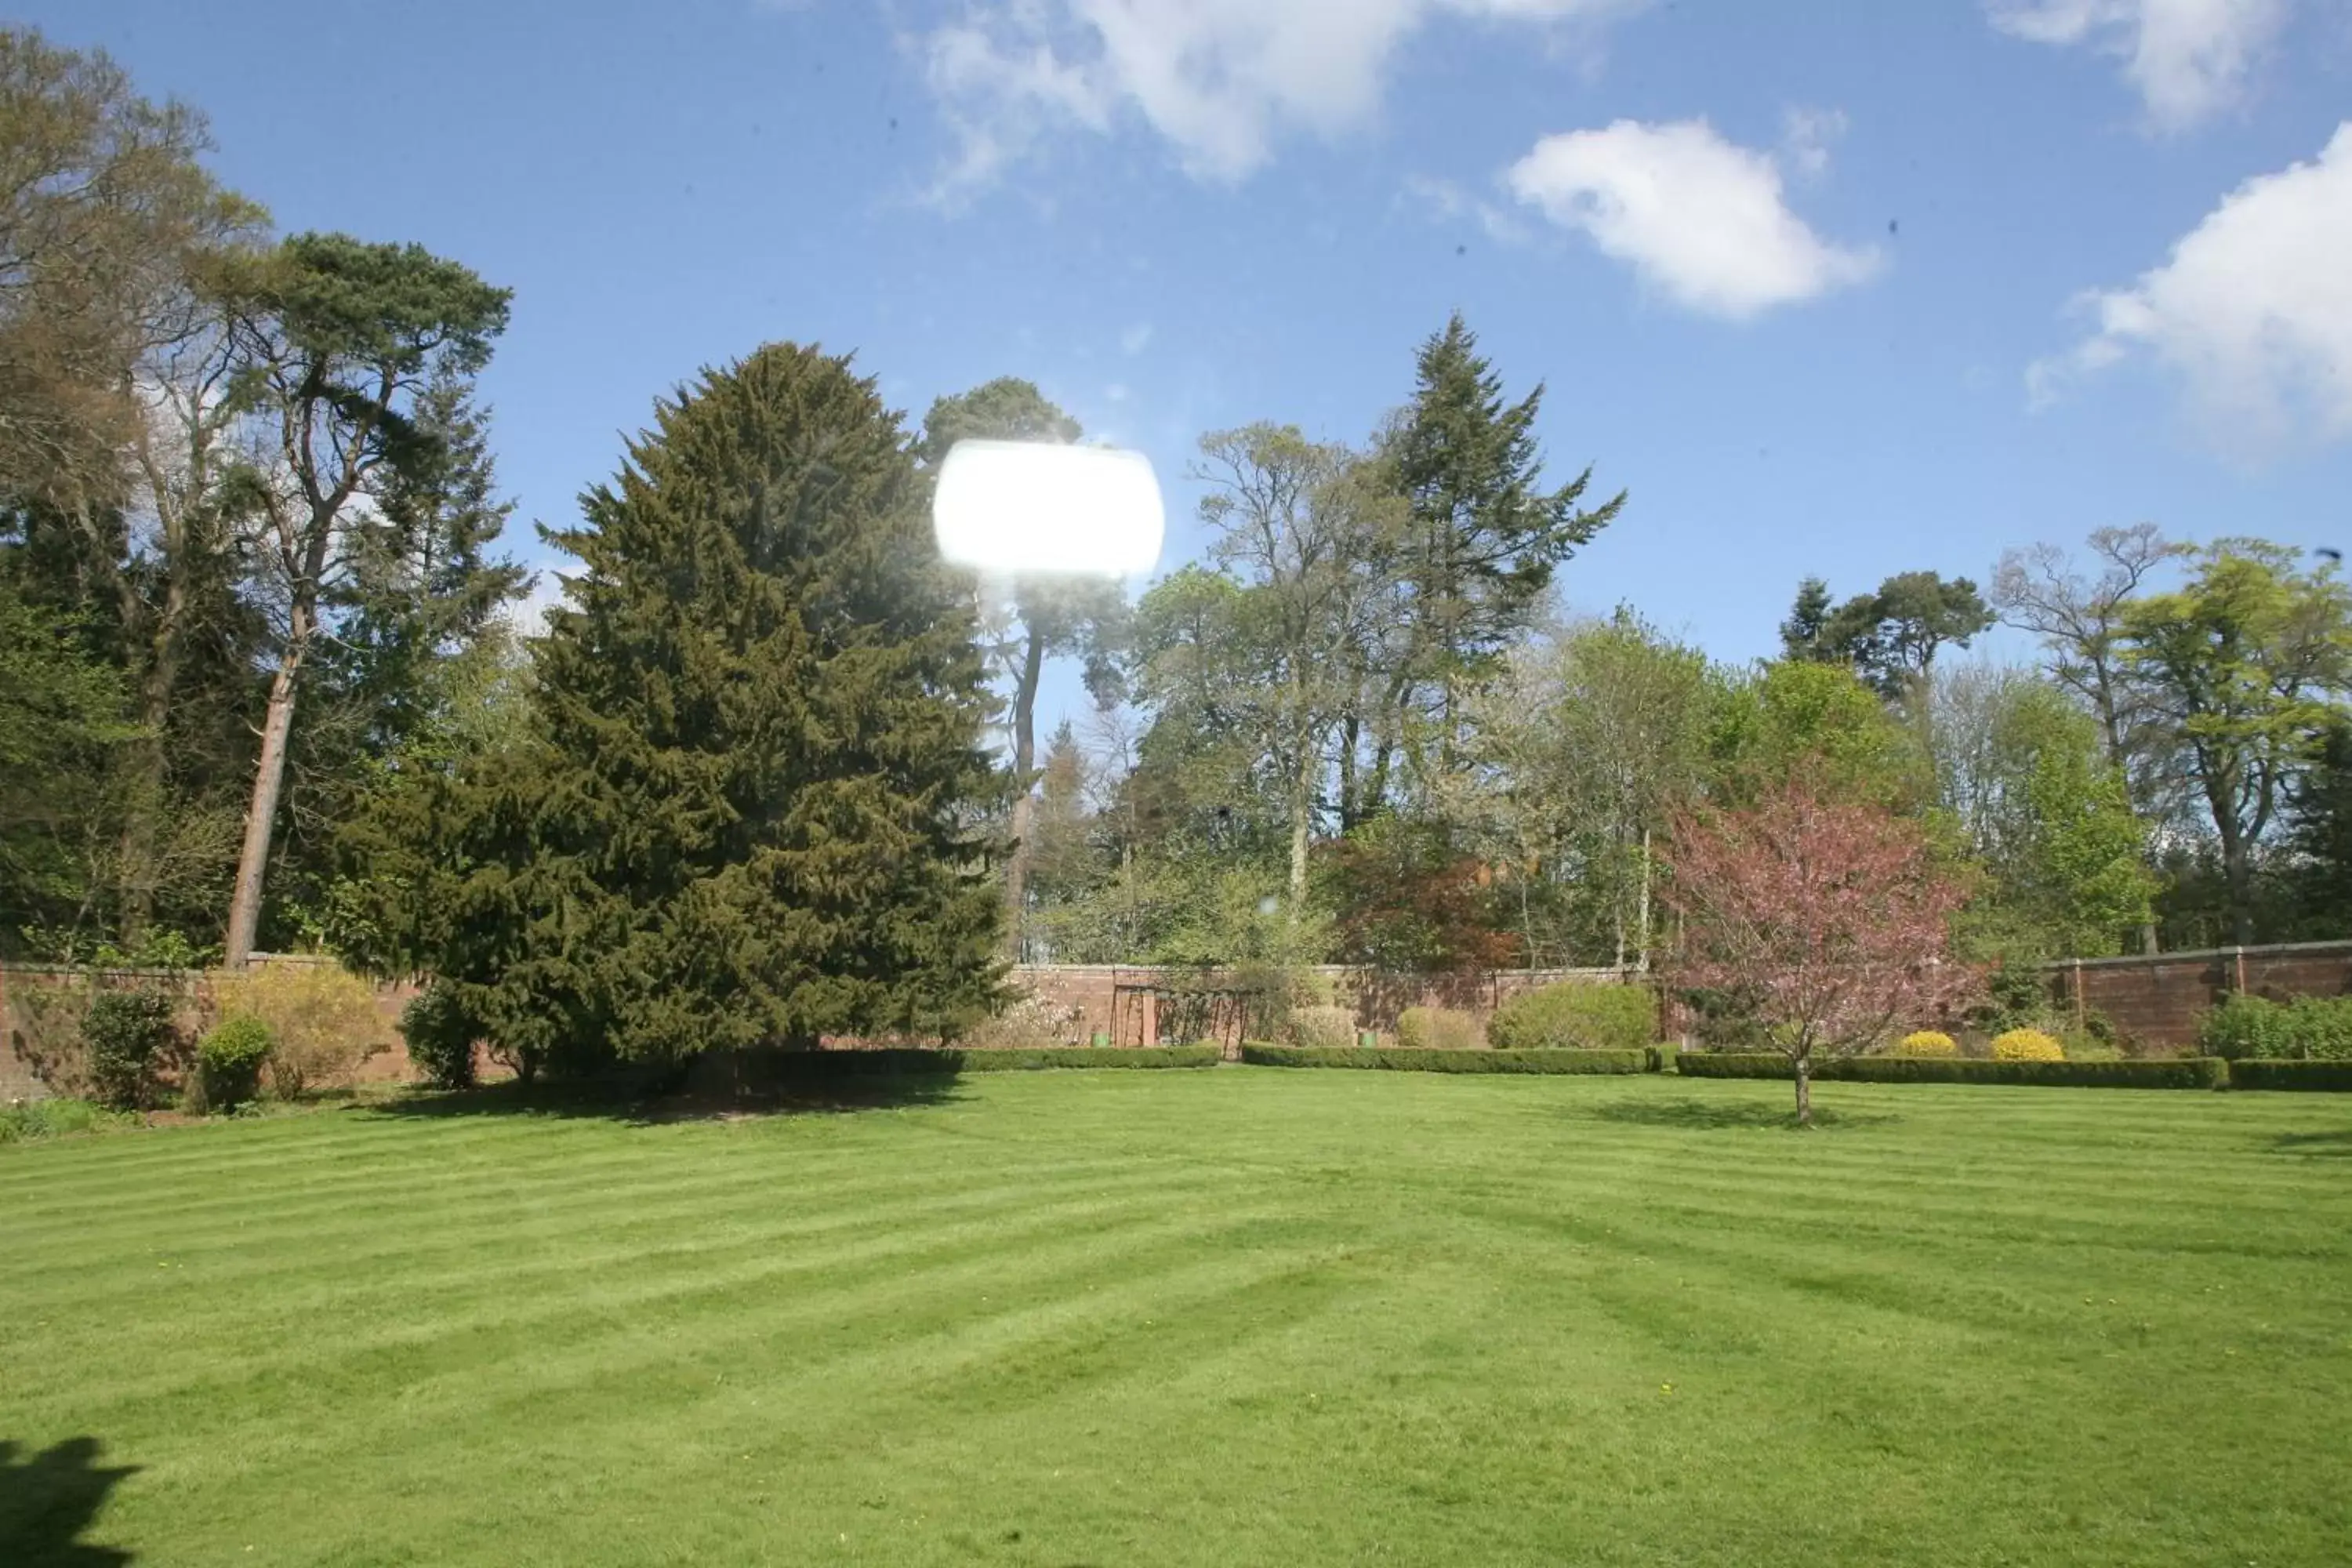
30,0,2352,736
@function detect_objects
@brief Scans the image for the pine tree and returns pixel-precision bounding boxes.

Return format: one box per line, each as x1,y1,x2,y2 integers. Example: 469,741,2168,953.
420,343,1005,1073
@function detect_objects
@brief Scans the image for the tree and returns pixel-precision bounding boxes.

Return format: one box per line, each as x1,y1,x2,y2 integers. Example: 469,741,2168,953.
1459,612,1715,967
1923,665,2154,959
1664,779,1978,1125
216,233,511,965
918,377,1126,958
1708,659,1925,809
0,575,132,948
2284,717,2352,937
2119,539,2352,945
1367,312,1622,801
397,343,1004,1072
1784,572,1992,699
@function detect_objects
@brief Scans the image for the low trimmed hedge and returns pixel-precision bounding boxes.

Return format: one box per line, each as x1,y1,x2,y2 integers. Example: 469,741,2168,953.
1675,1052,2228,1089
1240,1044,1649,1074
782,1046,1221,1076
2226,1058,2352,1092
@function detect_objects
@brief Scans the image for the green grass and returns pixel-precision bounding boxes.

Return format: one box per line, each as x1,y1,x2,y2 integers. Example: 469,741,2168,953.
5,1072,2351,1566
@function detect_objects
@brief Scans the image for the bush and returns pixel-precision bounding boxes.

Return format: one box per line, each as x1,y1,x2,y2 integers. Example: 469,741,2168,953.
1896,1030,1957,1058
2196,993,2352,1062
195,1015,274,1110
82,988,176,1110
1486,983,1655,1052
1991,1028,2064,1062
1675,1052,2227,1088
0,1098,126,1143
2227,1059,2352,1091
1284,1004,1360,1050
1396,1006,1483,1052
398,985,480,1090
213,961,394,1098
1241,1044,1647,1074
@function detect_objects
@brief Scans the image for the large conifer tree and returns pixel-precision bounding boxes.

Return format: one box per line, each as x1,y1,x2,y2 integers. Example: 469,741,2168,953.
415,343,1004,1071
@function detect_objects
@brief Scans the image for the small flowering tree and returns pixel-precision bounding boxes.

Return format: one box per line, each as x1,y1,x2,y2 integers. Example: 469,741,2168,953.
1664,778,1978,1124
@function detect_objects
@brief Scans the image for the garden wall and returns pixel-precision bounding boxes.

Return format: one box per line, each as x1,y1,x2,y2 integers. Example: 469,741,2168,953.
2042,941,2352,1049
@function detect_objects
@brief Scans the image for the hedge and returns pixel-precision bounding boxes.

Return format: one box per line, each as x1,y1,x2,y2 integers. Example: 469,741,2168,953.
1240,1044,1649,1074
1486,983,1656,1052
772,1046,1221,1076
2225,1059,2352,1092
1674,1053,2228,1089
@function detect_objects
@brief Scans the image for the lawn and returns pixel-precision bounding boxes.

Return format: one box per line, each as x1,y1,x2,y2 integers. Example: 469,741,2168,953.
5,1070,2351,1566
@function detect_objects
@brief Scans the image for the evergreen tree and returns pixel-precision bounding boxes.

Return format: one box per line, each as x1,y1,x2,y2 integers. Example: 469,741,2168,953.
1374,312,1622,788
409,343,1004,1073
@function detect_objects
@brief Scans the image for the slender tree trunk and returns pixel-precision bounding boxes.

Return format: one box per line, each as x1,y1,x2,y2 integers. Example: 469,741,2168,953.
1793,1051,1813,1127
117,572,188,942
1635,829,1653,971
1001,626,1046,960
1287,720,1315,911
223,648,300,967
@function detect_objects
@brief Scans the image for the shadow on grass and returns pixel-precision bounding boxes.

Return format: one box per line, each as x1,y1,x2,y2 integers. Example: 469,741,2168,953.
0,1437,137,1566
2270,1128,2352,1158
1583,1095,1900,1132
360,1072,973,1127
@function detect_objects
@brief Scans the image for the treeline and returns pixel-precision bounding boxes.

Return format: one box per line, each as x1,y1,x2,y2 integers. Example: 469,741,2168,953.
5,27,2350,1008
1,31,521,964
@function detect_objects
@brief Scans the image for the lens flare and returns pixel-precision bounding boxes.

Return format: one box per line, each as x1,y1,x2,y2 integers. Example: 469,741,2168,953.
932,439,1163,577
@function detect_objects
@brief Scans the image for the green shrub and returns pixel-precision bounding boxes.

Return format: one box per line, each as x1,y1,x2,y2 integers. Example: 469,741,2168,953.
1240,1044,1647,1074
2227,1059,2352,1091
1675,1052,2226,1088
1285,1004,1360,1051
2198,993,2292,1060
82,988,176,1110
0,1098,126,1143
2197,993,2352,1061
1486,983,1655,1052
1396,1007,1483,1052
196,1015,274,1110
399,985,480,1089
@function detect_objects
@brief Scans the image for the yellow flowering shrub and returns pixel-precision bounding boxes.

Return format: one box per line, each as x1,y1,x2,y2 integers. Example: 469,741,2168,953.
1991,1027,2064,1062
1896,1030,1957,1057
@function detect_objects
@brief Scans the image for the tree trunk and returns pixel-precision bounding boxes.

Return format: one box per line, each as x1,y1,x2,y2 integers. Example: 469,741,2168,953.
2216,810,2255,947
223,652,300,967
1287,730,1314,911
1000,626,1046,960
1793,1051,1813,1127
1635,829,1653,971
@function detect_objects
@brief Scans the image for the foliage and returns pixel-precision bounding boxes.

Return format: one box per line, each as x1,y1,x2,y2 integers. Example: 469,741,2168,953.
1319,815,1514,971
1284,1004,1361,1050
736,1045,1219,1077
1991,1028,2064,1062
2197,993,2352,1062
1663,777,1978,1121
1896,1030,1957,1057
194,1013,273,1109
1485,982,1655,1051
2119,539,2352,946
1708,660,1923,810
212,960,390,1098
0,579,136,952
383,343,1006,1074
957,993,1091,1048
1785,572,1993,699
397,983,477,1090
1240,1043,1647,1072
1677,1052,2226,1087
2227,1059,2352,1091
1395,1006,1483,1051
80,986,176,1109
0,1096,129,1142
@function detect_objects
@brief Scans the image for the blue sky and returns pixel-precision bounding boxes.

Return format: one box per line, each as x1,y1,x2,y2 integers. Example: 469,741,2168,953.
31,0,2352,735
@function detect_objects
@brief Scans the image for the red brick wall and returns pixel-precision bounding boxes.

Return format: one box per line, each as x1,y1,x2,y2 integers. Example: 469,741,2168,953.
2044,942,2352,1049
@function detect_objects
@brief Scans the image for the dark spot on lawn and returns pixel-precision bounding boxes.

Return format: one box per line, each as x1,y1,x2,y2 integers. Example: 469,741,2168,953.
1582,1097,1899,1132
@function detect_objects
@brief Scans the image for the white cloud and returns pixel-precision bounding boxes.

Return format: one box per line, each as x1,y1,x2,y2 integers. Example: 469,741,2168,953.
920,0,1643,194
1989,0,2292,130
2029,122,2352,452
1504,118,1882,319
1781,106,1846,180
1401,172,1528,242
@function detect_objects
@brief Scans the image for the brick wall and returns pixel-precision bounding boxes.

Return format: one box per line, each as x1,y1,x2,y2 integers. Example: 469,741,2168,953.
2043,941,2352,1048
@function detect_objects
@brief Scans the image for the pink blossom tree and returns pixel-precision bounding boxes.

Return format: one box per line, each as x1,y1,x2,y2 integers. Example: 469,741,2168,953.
1664,779,1979,1124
